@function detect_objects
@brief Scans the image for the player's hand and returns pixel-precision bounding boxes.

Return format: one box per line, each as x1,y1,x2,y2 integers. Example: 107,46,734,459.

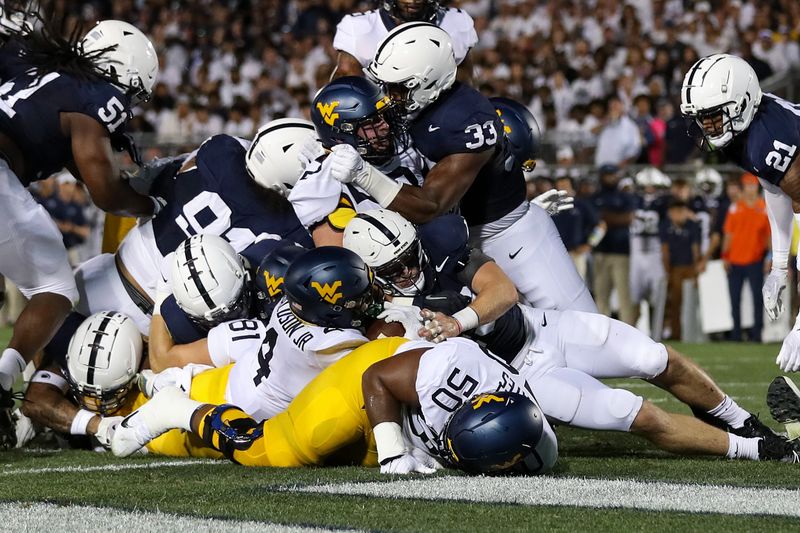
777,327,800,371
380,451,437,475
297,134,326,169
410,447,444,471
531,189,574,216
329,144,368,184
378,302,424,341
763,268,788,321
419,309,462,343
94,416,124,450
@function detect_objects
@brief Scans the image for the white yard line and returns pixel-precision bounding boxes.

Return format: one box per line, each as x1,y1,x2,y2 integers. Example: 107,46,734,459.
0,458,221,475
300,476,800,517
0,502,352,533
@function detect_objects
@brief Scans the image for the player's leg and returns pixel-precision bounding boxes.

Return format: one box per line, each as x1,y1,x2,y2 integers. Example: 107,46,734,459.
611,254,636,324
649,274,668,342
593,253,613,316
728,265,745,340
473,204,597,312
74,253,151,335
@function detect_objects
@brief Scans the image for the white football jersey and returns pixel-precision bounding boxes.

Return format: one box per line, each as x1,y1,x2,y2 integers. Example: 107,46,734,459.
211,298,368,421
334,8,478,66
399,337,541,456
289,149,425,231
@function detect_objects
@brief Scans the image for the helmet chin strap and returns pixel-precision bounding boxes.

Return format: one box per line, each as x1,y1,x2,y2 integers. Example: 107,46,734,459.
393,271,426,297
707,130,734,150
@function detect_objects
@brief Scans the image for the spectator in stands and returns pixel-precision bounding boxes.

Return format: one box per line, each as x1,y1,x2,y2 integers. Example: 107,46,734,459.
590,164,636,324
594,95,642,168
50,173,90,267
722,173,770,343
660,198,702,340
553,176,600,281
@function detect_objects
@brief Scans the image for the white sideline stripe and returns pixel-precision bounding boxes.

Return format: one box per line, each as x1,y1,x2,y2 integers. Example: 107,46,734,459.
0,458,221,475
300,476,800,517
0,502,349,533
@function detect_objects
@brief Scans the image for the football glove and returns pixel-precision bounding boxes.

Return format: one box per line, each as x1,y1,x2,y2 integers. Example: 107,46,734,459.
763,268,788,321
13,408,35,449
777,326,800,372
380,451,437,475
378,302,424,341
329,144,367,184
532,189,574,216
297,134,326,169
94,416,124,450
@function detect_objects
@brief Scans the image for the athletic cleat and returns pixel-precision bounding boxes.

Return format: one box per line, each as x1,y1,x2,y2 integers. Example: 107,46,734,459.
758,435,800,463
111,386,185,457
0,387,22,449
767,376,800,440
730,414,783,440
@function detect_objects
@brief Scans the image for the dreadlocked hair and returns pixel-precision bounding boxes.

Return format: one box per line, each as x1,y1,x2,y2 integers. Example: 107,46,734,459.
3,3,117,86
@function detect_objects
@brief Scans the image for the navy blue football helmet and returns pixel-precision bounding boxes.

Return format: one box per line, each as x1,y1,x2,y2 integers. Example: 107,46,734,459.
382,0,440,23
283,246,384,329
443,391,545,474
311,76,399,165
490,97,541,172
254,242,307,320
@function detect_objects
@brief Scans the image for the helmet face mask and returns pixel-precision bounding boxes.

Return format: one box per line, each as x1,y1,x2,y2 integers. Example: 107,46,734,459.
373,240,429,296
383,0,439,23
66,376,134,416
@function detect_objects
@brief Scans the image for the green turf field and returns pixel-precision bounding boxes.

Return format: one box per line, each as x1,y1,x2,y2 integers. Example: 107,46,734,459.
2,329,800,531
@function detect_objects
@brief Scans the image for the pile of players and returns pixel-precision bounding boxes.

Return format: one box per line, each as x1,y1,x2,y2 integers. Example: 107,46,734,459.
3,2,800,475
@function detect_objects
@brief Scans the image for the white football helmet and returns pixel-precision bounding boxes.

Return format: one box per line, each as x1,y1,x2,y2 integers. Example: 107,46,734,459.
246,118,316,197
171,234,251,328
343,209,427,296
66,311,143,415
635,167,669,189
366,22,457,114
81,20,158,103
696,167,723,196
680,54,762,150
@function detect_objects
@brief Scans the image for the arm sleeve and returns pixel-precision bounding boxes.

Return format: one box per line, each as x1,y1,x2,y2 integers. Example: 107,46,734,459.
455,248,494,288
763,183,794,269
161,295,206,345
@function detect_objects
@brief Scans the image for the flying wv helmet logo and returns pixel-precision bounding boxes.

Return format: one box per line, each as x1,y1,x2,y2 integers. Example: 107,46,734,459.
263,270,284,297
317,101,340,126
311,280,343,304
471,393,506,410
495,109,512,135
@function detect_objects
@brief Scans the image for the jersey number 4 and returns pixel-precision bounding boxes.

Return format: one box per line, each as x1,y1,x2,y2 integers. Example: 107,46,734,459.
766,140,797,173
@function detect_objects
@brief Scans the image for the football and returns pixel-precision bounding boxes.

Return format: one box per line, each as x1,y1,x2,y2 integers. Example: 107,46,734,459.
366,318,407,340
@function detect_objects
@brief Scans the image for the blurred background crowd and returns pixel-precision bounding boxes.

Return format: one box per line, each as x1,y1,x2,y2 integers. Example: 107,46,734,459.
4,0,800,342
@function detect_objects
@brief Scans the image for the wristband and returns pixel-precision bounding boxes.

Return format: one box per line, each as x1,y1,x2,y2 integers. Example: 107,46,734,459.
70,409,96,436
373,421,407,464
354,164,402,208
452,306,480,333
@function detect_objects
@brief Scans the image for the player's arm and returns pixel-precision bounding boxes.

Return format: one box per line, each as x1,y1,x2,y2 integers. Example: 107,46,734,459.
330,51,364,80
148,315,213,373
311,222,344,247
64,112,154,217
420,252,518,342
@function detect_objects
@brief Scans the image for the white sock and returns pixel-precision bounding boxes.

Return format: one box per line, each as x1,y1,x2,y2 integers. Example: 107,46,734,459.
143,386,202,433
708,395,751,429
726,434,760,460
0,348,25,390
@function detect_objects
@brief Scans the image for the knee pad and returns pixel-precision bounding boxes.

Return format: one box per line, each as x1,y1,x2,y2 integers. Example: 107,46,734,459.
629,342,669,379
200,404,263,461
586,388,644,432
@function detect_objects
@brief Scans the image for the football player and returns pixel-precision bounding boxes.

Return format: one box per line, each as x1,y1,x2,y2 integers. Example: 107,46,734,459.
680,54,800,370
343,208,793,461
629,167,669,340
332,0,477,81
19,312,142,449
73,120,313,337
326,23,595,313
0,19,160,444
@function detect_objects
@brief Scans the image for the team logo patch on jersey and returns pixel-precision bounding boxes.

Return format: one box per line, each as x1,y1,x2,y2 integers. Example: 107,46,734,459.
471,394,506,410
316,101,341,126
263,270,284,297
311,280,343,304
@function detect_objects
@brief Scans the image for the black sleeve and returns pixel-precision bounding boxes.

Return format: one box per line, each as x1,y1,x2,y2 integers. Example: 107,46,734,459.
455,247,494,288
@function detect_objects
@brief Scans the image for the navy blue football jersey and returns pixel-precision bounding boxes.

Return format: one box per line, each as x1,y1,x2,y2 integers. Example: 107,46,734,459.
409,82,526,226
413,214,526,362
150,134,312,258
0,40,133,184
42,311,87,371
724,94,800,186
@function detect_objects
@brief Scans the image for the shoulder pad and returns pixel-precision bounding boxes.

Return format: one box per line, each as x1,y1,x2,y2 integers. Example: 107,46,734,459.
419,214,470,275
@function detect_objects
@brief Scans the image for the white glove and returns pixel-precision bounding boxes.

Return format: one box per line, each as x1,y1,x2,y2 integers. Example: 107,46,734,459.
94,416,124,449
329,143,368,184
777,327,800,372
763,268,788,321
410,447,444,471
13,408,35,449
378,302,424,341
297,133,326,169
380,451,437,475
531,189,574,216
